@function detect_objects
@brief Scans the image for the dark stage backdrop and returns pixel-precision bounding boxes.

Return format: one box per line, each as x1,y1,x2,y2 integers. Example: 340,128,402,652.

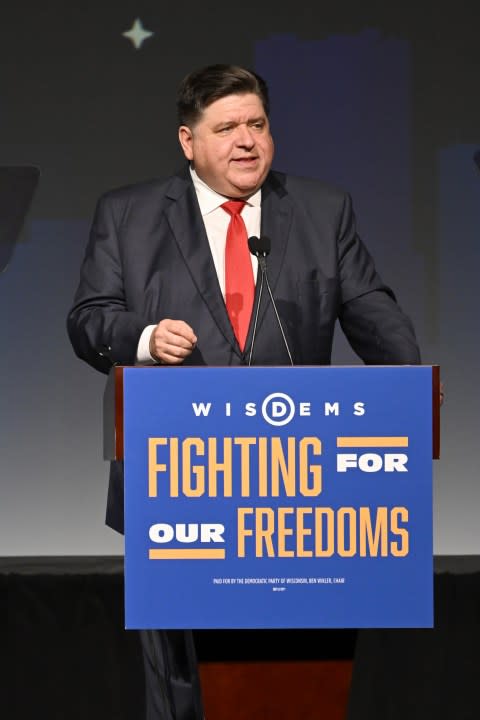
0,2,478,556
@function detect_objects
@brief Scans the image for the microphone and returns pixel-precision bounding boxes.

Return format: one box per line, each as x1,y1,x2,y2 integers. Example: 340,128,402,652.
474,150,480,173
247,236,293,366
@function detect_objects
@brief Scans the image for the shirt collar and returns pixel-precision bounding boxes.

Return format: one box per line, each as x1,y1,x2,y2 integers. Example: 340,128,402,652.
190,167,261,216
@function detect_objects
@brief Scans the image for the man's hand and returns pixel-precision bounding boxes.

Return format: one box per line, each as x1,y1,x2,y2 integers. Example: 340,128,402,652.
149,319,197,365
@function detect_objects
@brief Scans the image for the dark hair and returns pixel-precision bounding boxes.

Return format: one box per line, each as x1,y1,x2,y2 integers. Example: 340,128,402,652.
177,64,270,127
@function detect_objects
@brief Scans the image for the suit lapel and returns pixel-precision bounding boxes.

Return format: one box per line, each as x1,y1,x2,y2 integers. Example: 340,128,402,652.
259,172,292,293
245,172,293,348
164,171,240,353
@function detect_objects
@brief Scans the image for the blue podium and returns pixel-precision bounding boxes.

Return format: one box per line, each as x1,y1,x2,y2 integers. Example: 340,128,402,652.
106,365,440,630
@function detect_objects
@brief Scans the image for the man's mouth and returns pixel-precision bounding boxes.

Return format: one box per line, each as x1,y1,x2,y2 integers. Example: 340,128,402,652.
232,157,258,165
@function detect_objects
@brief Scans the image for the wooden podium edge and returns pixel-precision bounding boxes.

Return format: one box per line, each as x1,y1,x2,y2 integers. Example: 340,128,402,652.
432,364,440,460
114,366,124,461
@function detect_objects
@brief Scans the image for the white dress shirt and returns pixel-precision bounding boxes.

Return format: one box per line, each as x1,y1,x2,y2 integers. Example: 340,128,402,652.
136,167,262,363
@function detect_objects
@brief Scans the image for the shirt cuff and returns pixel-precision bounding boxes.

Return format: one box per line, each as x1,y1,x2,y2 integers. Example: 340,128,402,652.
136,325,158,364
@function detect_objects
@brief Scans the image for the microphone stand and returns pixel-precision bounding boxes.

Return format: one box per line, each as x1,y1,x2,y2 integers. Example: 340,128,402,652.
247,239,294,367
247,255,266,367
262,257,293,366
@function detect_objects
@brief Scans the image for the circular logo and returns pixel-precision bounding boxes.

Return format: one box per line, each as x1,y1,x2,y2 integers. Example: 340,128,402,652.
261,392,296,426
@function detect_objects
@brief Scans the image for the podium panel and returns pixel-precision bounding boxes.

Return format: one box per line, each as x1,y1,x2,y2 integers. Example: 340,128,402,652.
119,366,435,629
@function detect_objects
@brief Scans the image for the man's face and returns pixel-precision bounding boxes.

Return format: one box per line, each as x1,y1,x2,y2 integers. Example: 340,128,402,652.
178,93,274,198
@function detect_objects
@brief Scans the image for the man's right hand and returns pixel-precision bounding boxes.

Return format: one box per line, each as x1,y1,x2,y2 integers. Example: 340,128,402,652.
149,319,197,365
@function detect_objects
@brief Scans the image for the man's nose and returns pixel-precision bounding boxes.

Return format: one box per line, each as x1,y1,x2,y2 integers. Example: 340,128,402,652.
235,124,255,147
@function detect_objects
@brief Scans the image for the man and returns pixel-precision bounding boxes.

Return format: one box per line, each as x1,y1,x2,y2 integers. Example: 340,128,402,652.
67,64,420,719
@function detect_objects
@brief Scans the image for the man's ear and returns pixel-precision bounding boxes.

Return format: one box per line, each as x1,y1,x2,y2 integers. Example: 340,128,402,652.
178,126,194,160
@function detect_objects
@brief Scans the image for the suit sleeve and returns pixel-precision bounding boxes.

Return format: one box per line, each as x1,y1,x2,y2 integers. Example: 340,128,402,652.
67,193,148,373
336,193,421,364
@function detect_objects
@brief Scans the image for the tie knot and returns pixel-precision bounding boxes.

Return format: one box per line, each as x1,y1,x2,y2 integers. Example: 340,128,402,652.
221,200,246,217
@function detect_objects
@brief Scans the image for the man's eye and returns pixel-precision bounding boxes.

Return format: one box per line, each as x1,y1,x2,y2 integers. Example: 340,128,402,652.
218,126,233,134
250,121,265,130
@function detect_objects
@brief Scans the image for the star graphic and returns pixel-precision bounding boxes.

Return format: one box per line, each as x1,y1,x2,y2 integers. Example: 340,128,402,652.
122,18,154,50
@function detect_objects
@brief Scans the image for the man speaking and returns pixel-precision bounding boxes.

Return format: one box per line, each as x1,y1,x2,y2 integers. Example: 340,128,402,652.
68,64,420,720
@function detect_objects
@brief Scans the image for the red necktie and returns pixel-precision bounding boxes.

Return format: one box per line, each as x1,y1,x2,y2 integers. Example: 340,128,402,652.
222,200,254,351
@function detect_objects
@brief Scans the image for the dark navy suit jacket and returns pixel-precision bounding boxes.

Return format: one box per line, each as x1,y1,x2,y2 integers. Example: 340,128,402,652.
67,167,420,532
